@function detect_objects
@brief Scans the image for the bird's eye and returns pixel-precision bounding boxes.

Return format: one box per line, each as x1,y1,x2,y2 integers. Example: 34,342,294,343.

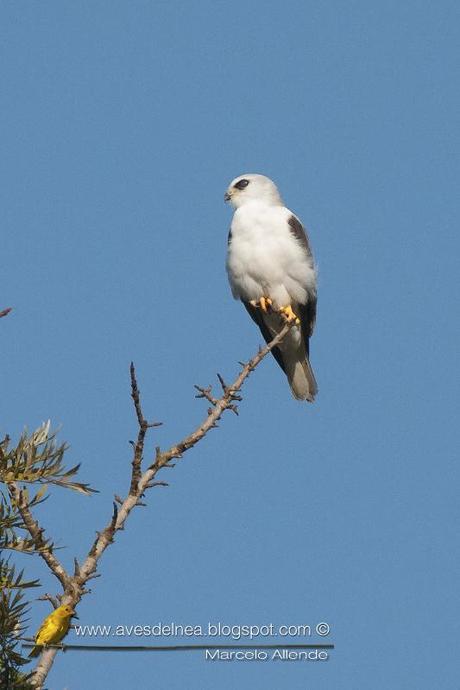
234,179,250,190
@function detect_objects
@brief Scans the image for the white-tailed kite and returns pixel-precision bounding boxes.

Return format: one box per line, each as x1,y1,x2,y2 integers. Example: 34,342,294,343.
225,173,318,402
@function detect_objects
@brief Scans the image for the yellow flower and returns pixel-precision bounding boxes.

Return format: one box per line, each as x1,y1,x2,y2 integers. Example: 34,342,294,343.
29,604,76,658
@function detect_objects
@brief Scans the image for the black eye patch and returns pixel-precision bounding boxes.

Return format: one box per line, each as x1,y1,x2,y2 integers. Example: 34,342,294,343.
234,178,250,190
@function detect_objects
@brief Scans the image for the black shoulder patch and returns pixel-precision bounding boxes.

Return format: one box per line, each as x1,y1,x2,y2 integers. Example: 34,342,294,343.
227,229,232,245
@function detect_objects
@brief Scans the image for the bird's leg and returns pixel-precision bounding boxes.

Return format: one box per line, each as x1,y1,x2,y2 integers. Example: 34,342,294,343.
279,304,300,325
250,297,273,313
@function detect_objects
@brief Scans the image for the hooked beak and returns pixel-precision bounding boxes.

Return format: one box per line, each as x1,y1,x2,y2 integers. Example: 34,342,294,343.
224,191,231,203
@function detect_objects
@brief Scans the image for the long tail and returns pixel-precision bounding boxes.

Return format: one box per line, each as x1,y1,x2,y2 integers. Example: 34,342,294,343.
285,351,318,402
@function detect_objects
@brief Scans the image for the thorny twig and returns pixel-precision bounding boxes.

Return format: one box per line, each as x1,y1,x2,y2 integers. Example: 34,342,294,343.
129,362,162,495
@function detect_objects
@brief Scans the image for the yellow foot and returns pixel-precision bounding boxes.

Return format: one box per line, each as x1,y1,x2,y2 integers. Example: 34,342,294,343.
279,305,300,325
250,297,273,313
259,296,272,313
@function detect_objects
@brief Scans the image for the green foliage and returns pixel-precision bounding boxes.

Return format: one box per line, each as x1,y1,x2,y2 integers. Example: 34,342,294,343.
0,558,39,689
0,422,96,555
0,421,96,495
0,420,97,683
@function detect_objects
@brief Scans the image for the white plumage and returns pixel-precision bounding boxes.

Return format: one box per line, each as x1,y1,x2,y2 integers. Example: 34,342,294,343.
225,173,318,402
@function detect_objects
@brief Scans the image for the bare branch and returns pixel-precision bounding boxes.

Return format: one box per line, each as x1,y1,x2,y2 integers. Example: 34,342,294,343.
29,321,295,687
129,362,162,495
7,483,70,591
37,593,60,609
194,385,218,406
156,321,293,466
77,321,295,584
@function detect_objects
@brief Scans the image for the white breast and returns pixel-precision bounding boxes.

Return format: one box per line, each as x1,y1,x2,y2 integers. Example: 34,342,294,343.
226,201,316,308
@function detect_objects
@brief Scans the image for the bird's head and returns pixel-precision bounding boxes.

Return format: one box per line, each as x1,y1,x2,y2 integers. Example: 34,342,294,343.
224,174,283,209
56,604,77,619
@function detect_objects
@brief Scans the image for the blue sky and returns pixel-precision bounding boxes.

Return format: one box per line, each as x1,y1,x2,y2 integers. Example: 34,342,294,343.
1,1,459,688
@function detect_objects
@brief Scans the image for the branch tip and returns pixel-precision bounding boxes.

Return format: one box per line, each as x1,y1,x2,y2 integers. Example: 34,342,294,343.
73,558,81,577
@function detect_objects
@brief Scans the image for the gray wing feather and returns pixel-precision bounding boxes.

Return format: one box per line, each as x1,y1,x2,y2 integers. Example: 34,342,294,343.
287,214,317,347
